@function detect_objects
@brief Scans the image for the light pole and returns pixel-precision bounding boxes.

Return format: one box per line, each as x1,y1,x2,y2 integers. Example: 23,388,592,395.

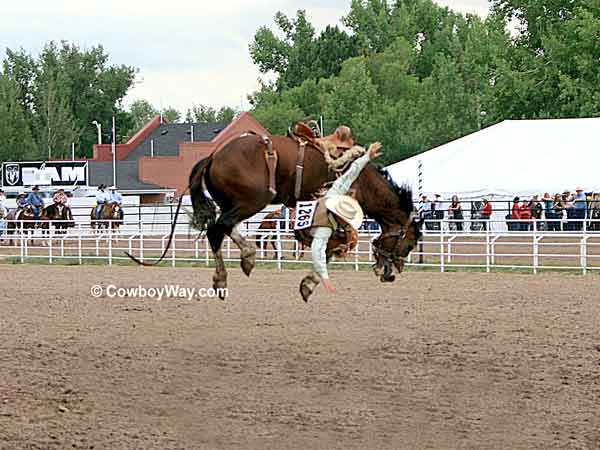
92,121,102,145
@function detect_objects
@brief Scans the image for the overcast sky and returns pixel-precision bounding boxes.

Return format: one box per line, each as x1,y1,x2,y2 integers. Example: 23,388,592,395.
1,0,491,114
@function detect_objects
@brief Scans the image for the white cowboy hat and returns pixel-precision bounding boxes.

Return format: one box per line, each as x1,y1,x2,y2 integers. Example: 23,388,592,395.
325,195,364,230
108,185,117,190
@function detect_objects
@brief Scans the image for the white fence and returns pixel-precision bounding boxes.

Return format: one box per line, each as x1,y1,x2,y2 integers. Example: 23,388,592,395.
2,213,600,274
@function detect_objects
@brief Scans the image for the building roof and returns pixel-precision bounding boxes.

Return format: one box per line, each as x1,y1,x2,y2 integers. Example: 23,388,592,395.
387,117,600,199
123,121,230,161
88,161,172,192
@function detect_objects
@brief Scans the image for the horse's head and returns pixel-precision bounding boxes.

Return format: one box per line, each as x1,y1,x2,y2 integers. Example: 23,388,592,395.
111,204,120,218
359,168,423,282
372,219,423,282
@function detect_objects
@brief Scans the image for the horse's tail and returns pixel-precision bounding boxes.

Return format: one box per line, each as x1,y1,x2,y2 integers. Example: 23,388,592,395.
189,156,217,232
124,155,215,267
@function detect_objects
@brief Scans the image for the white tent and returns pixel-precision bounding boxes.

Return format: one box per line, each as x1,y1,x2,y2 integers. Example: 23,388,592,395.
387,118,600,200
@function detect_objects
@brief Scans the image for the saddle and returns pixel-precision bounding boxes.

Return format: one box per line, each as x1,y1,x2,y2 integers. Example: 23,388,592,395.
288,122,363,199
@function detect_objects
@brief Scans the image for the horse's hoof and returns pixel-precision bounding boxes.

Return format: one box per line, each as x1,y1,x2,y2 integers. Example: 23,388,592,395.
299,281,312,302
213,273,228,299
240,247,256,277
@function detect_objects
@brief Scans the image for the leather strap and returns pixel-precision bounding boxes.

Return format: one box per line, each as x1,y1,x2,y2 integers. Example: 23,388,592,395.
263,137,278,197
294,140,306,200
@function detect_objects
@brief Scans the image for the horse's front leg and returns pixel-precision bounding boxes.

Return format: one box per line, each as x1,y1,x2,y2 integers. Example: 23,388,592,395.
230,227,256,277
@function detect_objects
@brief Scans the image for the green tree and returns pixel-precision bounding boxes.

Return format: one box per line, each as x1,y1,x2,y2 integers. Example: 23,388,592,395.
34,80,81,159
251,10,358,89
0,74,37,163
185,104,236,123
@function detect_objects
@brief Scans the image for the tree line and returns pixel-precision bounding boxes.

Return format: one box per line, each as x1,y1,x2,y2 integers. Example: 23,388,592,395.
249,0,600,165
0,41,237,163
1,0,598,166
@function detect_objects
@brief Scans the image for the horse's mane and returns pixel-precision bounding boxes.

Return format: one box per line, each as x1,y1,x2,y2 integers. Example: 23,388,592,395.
376,167,414,215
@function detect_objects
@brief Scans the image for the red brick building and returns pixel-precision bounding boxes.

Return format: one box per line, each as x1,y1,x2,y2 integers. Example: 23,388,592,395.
89,113,269,202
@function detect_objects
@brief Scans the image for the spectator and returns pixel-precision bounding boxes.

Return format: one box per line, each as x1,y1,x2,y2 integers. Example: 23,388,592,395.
589,193,600,231
542,193,556,231
563,190,575,231
0,189,6,218
573,187,586,231
481,198,492,230
418,195,433,230
448,195,463,231
432,194,444,231
554,193,565,231
509,197,521,231
520,199,532,231
26,186,44,220
530,195,543,230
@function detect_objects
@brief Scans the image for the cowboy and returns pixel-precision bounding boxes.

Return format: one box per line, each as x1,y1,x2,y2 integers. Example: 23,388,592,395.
108,185,124,221
16,192,28,209
95,184,109,220
53,188,68,206
0,189,6,218
25,186,44,220
307,142,383,294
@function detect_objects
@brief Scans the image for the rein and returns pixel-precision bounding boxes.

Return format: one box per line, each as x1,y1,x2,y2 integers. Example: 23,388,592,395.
372,231,405,262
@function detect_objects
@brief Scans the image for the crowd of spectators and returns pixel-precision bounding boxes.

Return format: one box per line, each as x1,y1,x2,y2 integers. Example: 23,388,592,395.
417,188,600,232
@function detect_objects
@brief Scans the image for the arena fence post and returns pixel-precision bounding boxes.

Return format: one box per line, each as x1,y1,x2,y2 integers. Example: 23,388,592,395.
532,228,538,274
485,223,490,273
139,233,144,262
204,238,209,266
172,233,176,267
276,222,282,270
439,222,445,273
78,230,82,265
580,236,587,275
354,241,359,271
20,228,24,263
48,225,53,265
108,228,113,266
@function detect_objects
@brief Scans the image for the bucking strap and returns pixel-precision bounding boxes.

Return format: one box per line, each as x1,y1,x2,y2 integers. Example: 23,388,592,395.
294,140,306,200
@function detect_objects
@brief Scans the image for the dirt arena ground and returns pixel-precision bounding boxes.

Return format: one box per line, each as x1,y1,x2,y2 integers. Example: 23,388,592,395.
1,265,599,450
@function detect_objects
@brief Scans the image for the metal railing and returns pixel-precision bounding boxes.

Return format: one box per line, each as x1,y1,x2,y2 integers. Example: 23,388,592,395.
1,216,600,274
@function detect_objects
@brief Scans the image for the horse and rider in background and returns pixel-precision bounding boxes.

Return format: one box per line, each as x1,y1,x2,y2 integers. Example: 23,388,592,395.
254,207,308,259
39,189,75,236
90,185,124,231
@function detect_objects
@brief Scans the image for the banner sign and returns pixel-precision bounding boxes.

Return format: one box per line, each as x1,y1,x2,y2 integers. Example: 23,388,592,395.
1,161,88,187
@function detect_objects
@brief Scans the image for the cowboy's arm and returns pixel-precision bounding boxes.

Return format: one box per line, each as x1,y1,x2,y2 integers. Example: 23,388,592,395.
325,153,371,199
311,226,333,279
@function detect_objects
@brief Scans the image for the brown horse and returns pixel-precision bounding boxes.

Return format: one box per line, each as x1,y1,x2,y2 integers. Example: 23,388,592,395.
188,133,420,298
40,204,75,236
90,203,122,231
254,210,283,259
127,130,421,300
4,206,38,246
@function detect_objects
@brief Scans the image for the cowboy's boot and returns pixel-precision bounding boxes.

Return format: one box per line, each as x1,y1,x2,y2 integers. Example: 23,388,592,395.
299,272,320,302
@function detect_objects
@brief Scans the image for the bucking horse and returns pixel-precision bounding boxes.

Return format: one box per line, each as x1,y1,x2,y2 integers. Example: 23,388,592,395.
127,123,422,300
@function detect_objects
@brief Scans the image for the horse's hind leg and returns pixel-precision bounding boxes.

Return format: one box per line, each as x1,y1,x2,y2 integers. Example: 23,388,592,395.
230,226,256,276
